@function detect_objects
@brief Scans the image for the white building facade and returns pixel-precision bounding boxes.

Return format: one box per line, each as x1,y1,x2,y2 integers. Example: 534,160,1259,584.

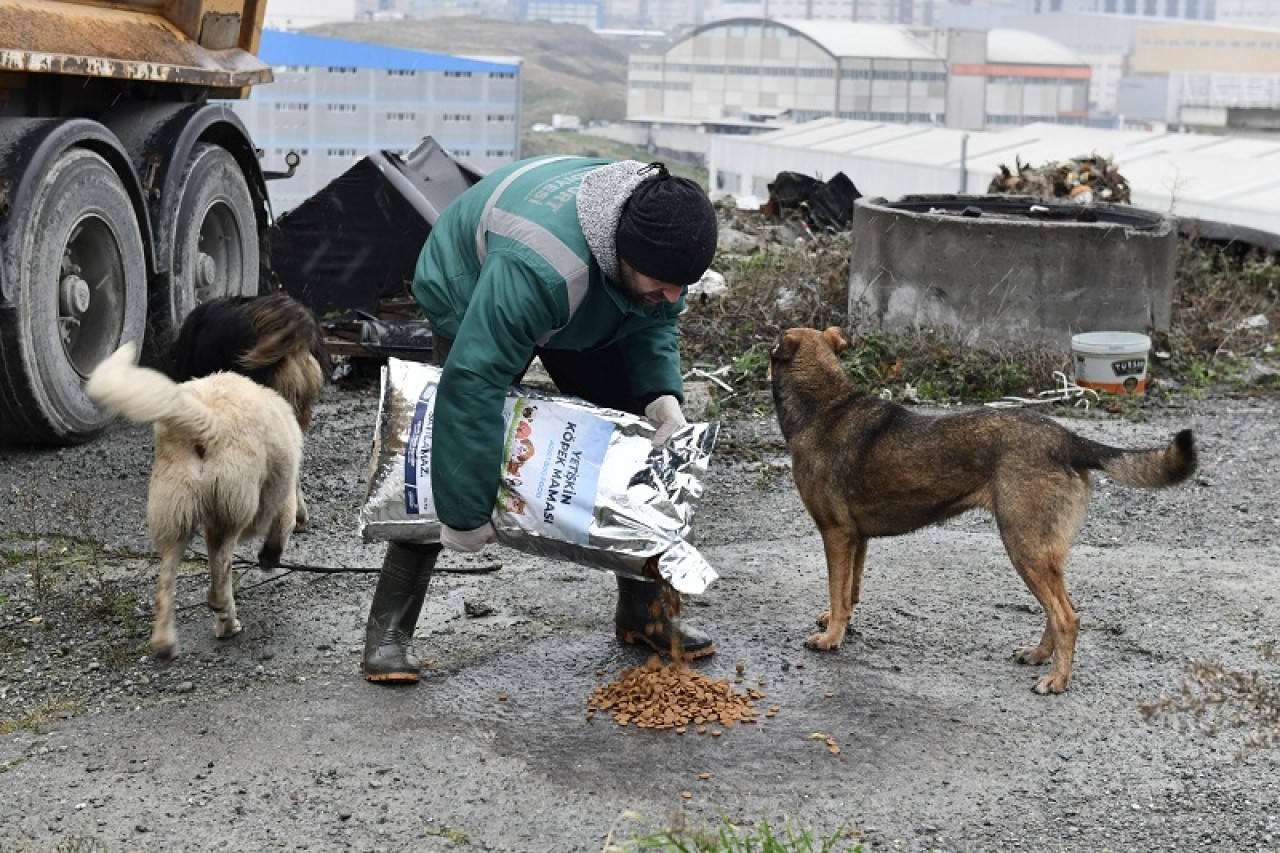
229,30,521,213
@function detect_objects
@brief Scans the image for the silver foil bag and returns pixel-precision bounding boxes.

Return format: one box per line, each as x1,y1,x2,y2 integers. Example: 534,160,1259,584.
360,359,720,594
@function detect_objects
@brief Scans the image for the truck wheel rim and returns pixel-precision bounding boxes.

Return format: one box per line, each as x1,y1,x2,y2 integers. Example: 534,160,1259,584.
59,216,125,377
195,200,244,302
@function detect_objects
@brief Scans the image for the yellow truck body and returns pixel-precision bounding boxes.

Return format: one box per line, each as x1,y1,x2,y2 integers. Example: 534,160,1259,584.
0,0,270,88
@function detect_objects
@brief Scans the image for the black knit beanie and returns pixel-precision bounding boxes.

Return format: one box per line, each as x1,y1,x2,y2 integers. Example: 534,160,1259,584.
615,163,718,287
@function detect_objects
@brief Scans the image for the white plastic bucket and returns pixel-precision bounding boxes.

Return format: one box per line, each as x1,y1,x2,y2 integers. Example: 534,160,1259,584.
1071,331,1151,394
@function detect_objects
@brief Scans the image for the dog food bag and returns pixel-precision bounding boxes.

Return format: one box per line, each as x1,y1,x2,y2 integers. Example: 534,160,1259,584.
360,359,720,594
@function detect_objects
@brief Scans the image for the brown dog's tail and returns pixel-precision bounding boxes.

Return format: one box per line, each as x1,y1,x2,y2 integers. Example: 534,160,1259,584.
87,343,217,439
1095,429,1197,489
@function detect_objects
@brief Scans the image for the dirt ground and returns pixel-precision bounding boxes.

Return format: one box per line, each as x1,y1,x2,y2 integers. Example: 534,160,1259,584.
1,376,1277,852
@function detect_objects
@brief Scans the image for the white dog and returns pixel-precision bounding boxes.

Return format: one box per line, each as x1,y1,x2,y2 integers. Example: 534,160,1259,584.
86,343,302,663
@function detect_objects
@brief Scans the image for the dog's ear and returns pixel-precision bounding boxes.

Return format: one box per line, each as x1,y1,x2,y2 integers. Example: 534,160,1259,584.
771,329,800,363
822,327,850,355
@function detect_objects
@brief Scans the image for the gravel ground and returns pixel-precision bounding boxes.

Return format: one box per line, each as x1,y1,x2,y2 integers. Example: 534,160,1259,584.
1,376,1277,852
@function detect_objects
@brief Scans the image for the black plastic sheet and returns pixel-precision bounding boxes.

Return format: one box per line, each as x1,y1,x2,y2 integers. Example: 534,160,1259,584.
268,137,483,317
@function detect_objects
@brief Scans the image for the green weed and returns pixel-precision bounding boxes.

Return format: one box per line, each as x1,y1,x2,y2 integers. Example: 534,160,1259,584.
608,812,860,852
0,699,85,737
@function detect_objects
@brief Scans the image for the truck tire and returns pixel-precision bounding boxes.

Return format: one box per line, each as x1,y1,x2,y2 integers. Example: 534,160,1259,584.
168,142,260,325
0,148,147,444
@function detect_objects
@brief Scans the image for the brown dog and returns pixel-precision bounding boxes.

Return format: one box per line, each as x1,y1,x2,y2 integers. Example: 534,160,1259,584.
87,342,302,664
770,326,1197,694
166,292,326,528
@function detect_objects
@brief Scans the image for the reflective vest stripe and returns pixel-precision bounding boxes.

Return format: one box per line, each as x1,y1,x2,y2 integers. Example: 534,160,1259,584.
475,156,589,346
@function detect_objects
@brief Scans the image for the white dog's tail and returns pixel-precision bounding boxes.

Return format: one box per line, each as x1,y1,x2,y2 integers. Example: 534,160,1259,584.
87,343,217,438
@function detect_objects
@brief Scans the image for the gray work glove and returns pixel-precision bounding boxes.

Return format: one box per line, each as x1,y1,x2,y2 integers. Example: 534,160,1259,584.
441,521,496,553
644,394,687,447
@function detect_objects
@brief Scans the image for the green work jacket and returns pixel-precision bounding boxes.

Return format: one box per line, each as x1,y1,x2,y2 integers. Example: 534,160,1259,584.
411,155,686,532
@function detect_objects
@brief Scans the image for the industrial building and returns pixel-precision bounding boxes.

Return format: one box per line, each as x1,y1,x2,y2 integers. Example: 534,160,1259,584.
228,29,521,213
625,20,1090,138
1122,20,1280,130
942,3,1280,126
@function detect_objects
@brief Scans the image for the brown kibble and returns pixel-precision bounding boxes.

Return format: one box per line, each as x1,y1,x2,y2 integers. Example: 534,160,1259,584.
586,572,757,734
757,680,768,687
681,790,693,800
497,693,508,701
587,659,759,734
711,729,722,737
829,744,841,755
698,772,711,780
735,661,745,675
824,691,834,698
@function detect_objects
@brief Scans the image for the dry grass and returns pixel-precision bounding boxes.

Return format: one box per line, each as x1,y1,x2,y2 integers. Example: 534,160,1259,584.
1140,646,1280,757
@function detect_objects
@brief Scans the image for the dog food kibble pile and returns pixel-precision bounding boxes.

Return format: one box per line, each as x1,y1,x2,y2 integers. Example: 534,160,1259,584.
588,656,763,731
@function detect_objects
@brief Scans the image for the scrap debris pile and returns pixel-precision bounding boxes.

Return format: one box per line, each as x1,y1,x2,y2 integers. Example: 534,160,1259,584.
762,170,862,232
987,154,1132,205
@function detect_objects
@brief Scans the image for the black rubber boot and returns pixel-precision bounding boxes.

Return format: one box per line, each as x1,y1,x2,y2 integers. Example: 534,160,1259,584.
614,575,715,660
362,541,439,684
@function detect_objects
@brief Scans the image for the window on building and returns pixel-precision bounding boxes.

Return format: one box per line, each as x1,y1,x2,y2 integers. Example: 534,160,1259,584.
444,71,473,78
326,66,357,74
326,103,358,113
387,112,416,121
489,71,516,79
386,69,418,77
274,102,310,111
326,148,359,157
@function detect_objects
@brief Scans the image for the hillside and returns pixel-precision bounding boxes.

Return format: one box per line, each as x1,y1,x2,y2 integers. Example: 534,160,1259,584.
306,17,634,127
